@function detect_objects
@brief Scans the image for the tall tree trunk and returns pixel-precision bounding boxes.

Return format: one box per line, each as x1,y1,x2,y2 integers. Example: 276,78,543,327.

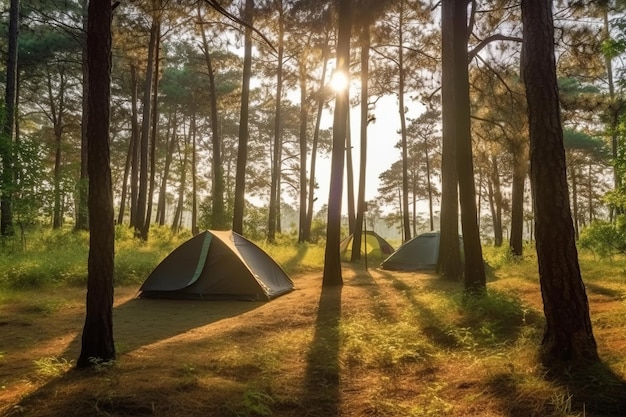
171,126,189,234
323,0,351,287
1,0,18,236
489,155,503,246
352,20,371,261
454,0,486,292
603,8,622,218
233,0,254,235
77,0,115,368
129,64,140,228
571,165,579,240
143,24,161,239
437,0,462,279
345,110,355,235
297,55,309,243
398,0,411,242
117,132,133,225
268,2,285,242
521,0,598,362
47,67,66,230
509,143,527,256
191,113,198,235
136,18,159,240
199,5,226,230
76,0,89,231
157,112,177,226
425,144,435,231
304,39,330,242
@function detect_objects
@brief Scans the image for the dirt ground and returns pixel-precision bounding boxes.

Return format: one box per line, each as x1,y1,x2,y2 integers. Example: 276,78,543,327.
1,265,625,417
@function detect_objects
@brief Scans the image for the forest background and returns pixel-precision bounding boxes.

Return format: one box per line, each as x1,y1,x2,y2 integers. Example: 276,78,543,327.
0,0,625,249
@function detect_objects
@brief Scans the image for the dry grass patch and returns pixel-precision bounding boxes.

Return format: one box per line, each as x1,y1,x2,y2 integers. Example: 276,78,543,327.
1,259,625,416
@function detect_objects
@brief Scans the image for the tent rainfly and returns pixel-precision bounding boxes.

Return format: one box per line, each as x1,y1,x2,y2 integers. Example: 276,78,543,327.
381,231,453,271
339,230,395,261
139,230,294,301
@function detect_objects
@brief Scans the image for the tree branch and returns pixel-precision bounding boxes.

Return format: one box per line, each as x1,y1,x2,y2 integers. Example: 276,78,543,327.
468,34,522,61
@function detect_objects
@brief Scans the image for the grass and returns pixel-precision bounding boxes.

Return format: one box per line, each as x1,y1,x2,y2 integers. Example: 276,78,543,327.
0,232,625,416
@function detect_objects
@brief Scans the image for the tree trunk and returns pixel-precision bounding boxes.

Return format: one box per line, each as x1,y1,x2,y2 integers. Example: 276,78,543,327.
46,66,67,230
77,0,115,368
117,131,133,225
398,0,411,242
171,122,189,234
352,21,371,261
129,64,140,228
136,18,159,240
571,165,579,240
143,24,161,239
233,0,254,234
454,0,486,292
425,144,435,231
75,0,89,231
268,2,285,243
521,0,598,363
489,155,503,247
297,56,309,243
191,113,198,235
304,38,330,242
198,4,226,231
437,0,462,279
323,0,351,287
345,110,355,235
509,143,527,256
157,112,177,226
1,0,18,236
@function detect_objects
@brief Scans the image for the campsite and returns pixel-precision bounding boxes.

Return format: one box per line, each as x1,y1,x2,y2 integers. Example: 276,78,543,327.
1,228,626,417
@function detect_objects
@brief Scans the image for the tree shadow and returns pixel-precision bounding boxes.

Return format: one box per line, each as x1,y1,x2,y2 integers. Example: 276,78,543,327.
546,361,626,416
484,361,626,417
62,296,262,359
585,282,624,299
282,243,311,272
375,269,543,349
302,284,342,416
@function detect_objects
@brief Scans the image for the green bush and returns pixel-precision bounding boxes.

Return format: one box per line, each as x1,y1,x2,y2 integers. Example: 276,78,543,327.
579,216,626,259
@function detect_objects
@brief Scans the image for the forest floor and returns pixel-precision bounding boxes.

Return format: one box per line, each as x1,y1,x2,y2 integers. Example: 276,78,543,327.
1,264,626,417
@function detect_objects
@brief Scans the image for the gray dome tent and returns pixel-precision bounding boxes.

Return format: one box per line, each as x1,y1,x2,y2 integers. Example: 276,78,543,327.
139,230,294,301
381,232,449,271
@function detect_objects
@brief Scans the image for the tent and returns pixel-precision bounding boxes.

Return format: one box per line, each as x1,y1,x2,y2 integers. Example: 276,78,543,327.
139,230,294,301
381,231,458,271
339,230,395,261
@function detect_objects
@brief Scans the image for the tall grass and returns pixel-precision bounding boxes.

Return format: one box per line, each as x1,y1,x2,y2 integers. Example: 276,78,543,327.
0,225,188,290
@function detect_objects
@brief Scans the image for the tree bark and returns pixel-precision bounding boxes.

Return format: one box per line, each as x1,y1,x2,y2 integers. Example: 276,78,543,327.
454,0,486,292
143,24,161,239
268,1,285,242
129,64,140,228
136,18,159,240
521,0,598,363
77,0,115,368
199,4,226,230
1,0,19,236
323,0,351,287
297,54,309,243
157,112,177,226
509,143,527,256
233,0,254,235
437,0,462,279
304,38,330,242
75,0,89,231
352,20,371,261
398,0,411,242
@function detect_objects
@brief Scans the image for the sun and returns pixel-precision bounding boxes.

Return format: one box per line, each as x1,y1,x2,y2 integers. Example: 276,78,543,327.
329,70,349,93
